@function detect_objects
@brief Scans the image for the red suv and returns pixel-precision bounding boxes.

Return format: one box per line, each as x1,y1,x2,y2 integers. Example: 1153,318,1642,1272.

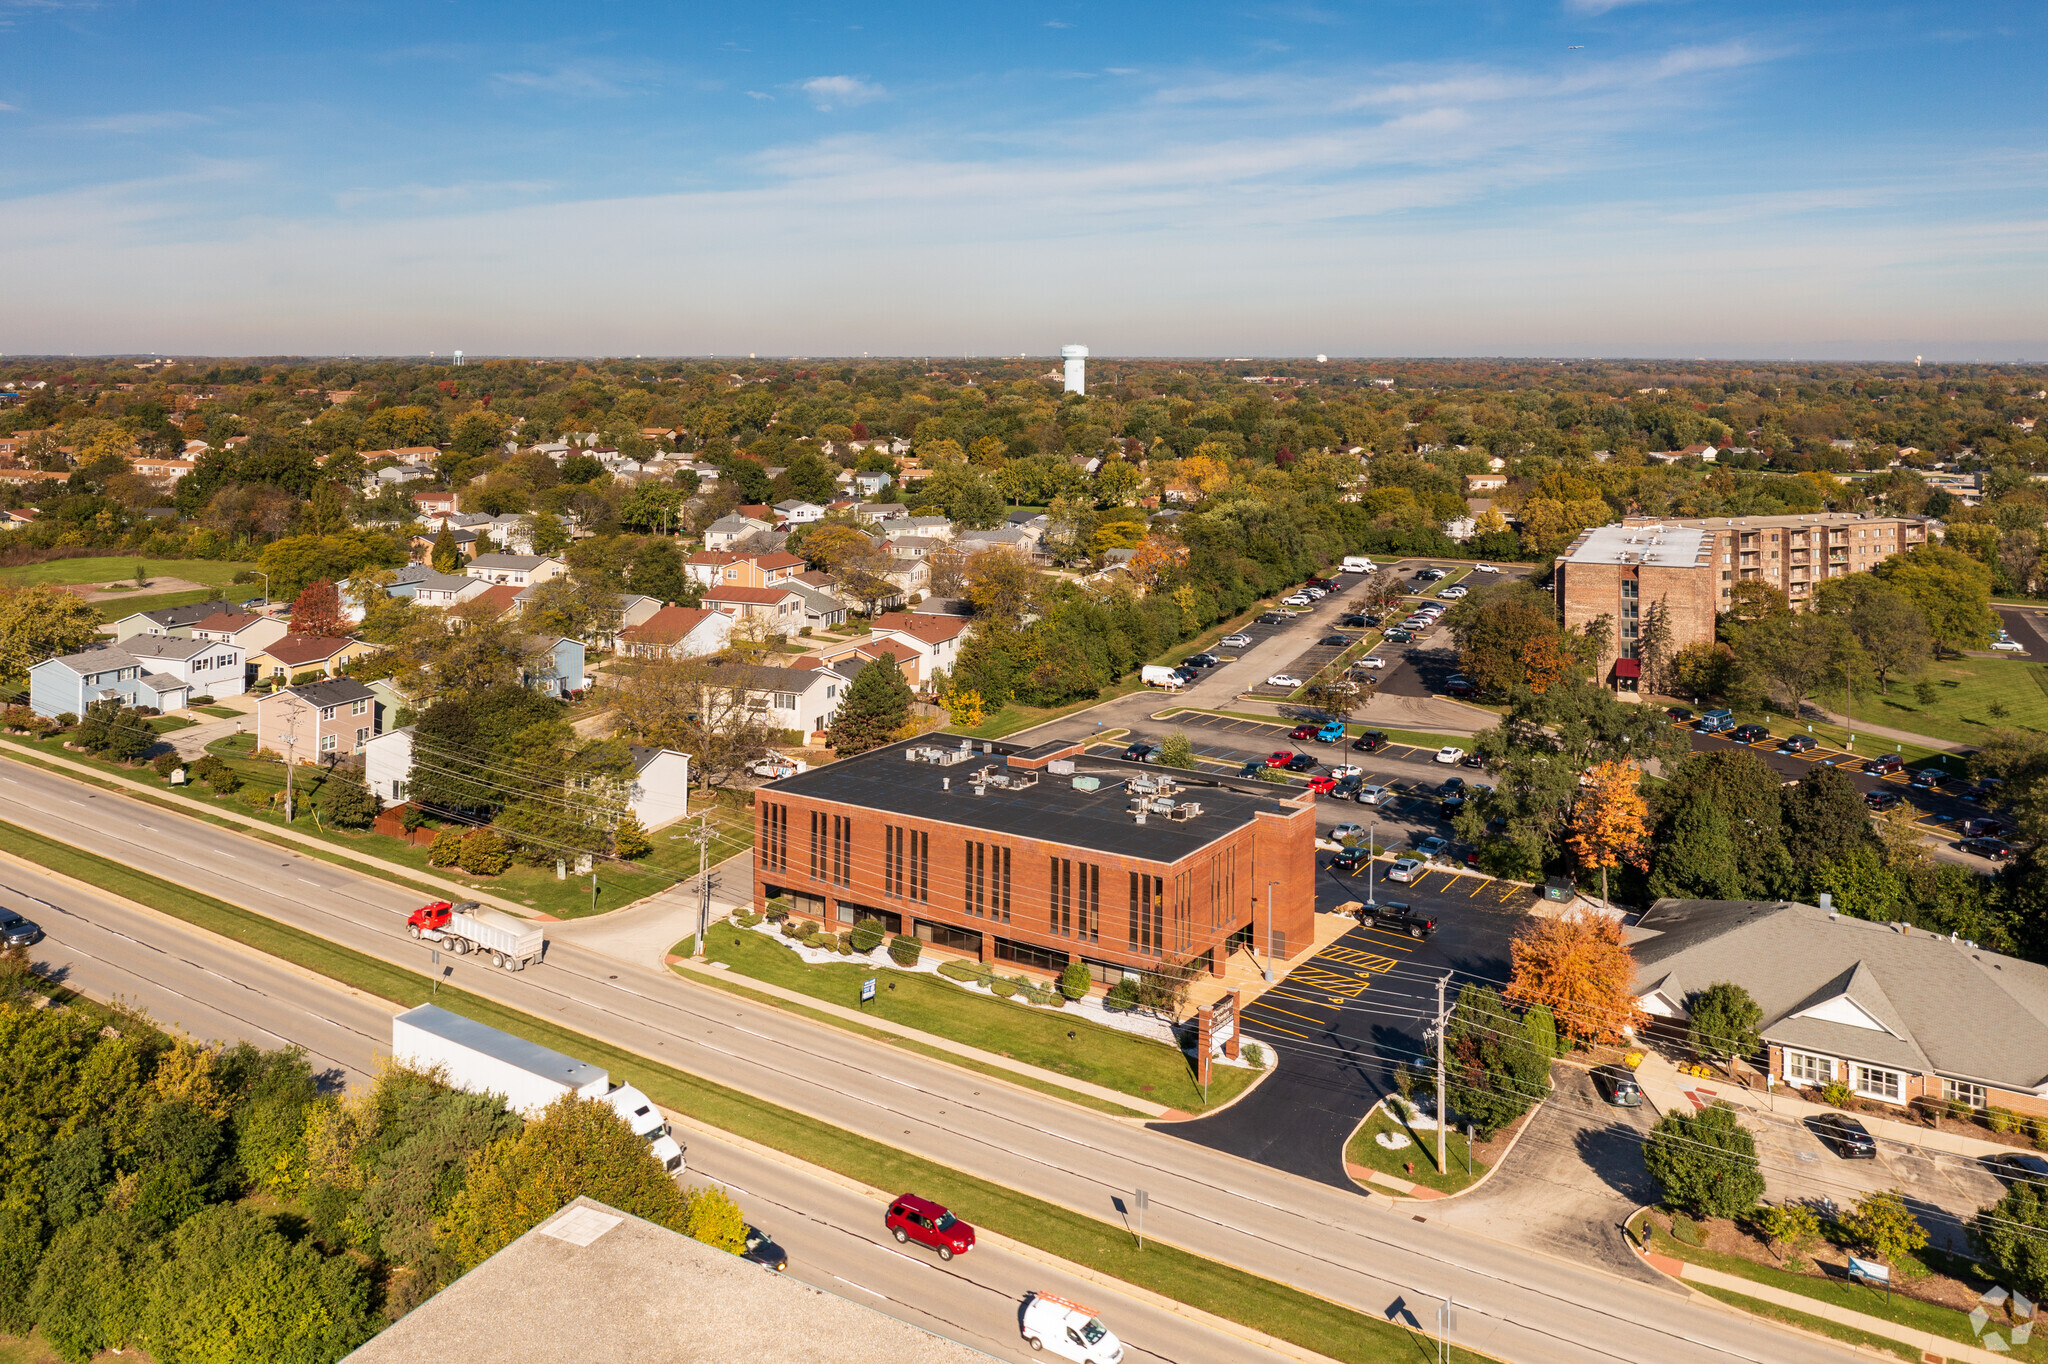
1290,723,1319,741
886,1194,975,1260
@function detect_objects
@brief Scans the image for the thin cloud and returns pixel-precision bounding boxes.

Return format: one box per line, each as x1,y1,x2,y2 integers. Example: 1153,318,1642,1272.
333,180,554,211
66,111,211,135
1562,0,1659,13
746,91,773,101
801,75,885,110
493,65,639,98
1045,20,1070,28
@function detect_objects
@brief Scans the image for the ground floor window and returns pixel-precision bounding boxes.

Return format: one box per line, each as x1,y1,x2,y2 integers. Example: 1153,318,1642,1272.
914,919,982,954
834,901,901,934
993,936,1069,973
1082,958,1138,987
1942,1078,1987,1110
1784,1050,1833,1085
1854,1065,1903,1102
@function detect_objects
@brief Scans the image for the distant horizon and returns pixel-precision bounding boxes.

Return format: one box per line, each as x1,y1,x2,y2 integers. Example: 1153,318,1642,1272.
6,351,2047,368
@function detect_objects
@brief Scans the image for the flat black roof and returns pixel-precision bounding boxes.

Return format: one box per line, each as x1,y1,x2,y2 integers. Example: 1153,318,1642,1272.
764,738,1302,863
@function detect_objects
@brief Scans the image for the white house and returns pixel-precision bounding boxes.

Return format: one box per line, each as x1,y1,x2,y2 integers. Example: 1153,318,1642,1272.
773,499,826,527
115,634,248,699
626,746,691,829
465,554,567,587
363,726,416,806
617,605,734,659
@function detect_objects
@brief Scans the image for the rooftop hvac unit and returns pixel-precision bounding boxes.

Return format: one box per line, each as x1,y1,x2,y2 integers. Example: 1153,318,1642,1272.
1048,760,1075,776
1071,775,1101,792
905,744,974,766
1167,802,1203,821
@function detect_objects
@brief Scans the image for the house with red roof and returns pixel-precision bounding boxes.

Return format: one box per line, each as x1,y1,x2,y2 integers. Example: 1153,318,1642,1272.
702,584,807,638
617,605,734,660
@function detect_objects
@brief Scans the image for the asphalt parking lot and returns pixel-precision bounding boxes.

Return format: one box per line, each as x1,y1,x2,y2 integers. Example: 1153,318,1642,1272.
1166,851,1535,1186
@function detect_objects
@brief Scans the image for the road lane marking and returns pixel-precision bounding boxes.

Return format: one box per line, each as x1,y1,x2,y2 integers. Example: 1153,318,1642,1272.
834,1275,887,1299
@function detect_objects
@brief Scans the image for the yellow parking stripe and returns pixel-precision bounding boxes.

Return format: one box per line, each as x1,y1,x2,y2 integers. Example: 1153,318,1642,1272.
1246,1000,1330,1026
1467,877,1490,898
1245,1017,1309,1039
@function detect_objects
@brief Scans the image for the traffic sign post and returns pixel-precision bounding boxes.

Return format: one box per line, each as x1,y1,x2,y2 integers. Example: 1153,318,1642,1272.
1134,1188,1148,1251
860,976,877,1008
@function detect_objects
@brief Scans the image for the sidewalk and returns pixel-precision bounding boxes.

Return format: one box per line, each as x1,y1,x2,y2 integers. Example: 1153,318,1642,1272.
665,953,1175,1118
0,737,539,921
1640,1250,2017,1364
1807,702,1967,754
1634,1050,2027,1163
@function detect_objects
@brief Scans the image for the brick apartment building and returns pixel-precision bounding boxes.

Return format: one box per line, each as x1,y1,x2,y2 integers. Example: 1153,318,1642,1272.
1557,512,1933,690
754,737,1318,988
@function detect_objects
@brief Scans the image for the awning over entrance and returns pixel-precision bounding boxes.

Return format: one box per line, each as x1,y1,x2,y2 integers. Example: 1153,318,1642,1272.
1612,658,1641,679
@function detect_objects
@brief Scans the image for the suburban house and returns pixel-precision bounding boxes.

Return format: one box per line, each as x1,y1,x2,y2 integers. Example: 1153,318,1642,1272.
1632,897,2048,1118
362,726,415,805
854,503,908,524
465,554,567,587
130,457,196,482
701,660,846,740
788,581,848,631
809,637,927,688
247,634,382,682
1464,473,1508,493
390,565,493,608
408,526,479,560
869,612,973,678
253,677,382,762
521,636,588,698
1,509,40,530
683,550,805,590
190,610,290,657
772,499,826,527
465,584,526,619
114,634,248,699
617,605,734,660
110,599,234,642
702,584,808,638
703,515,771,551
411,490,458,519
852,471,892,496
29,644,193,717
616,594,665,636
626,746,692,828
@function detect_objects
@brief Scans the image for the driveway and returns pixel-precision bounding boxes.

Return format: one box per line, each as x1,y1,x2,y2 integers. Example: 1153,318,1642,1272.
1435,1064,1664,1281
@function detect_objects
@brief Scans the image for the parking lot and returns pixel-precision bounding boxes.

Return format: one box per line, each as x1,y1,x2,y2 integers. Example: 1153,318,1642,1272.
1168,848,1536,1185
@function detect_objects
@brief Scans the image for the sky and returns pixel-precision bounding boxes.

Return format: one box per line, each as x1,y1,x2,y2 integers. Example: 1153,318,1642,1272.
2,1,2044,359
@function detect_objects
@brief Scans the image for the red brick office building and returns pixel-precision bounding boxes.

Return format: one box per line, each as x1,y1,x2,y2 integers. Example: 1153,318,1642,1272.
753,737,1318,987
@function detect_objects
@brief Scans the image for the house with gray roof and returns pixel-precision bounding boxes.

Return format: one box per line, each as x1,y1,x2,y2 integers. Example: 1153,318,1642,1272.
29,644,196,718
704,514,771,551
110,598,235,642
1631,897,2048,1116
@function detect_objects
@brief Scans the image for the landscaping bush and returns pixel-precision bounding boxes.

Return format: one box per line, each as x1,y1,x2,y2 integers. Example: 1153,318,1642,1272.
1104,976,1139,1011
191,754,242,794
1244,1043,1266,1071
1645,1102,1765,1219
190,695,213,706
611,814,652,860
849,916,887,954
54,713,76,729
151,752,180,779
732,911,762,929
991,978,1018,999
888,935,922,967
458,830,510,875
1842,1189,1926,1266
1669,1212,1705,1246
765,898,790,923
427,828,465,867
835,935,854,956
1819,1080,1853,1109
780,919,807,940
937,960,982,984
1990,1107,2020,1135
321,773,380,830
1058,960,1091,1001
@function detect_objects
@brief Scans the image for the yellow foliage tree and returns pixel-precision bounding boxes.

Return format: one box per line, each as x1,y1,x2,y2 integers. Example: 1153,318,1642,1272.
1507,910,1648,1046
1567,759,1649,908
941,682,985,729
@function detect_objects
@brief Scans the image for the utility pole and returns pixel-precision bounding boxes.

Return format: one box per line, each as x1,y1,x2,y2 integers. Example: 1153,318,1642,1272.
282,692,303,822
690,814,718,958
1366,819,1377,906
1435,973,1449,1175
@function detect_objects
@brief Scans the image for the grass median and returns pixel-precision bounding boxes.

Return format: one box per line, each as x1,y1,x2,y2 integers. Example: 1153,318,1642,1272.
8,818,1495,1364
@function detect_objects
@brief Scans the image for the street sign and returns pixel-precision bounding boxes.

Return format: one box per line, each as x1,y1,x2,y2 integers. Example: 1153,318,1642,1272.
1210,997,1236,1051
860,976,877,1005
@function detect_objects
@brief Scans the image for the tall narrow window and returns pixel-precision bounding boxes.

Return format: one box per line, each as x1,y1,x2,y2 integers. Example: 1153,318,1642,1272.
1128,872,1162,956
966,840,985,917
761,803,788,873
885,825,901,898
994,845,1009,922
830,815,851,887
1080,862,1099,943
809,811,822,880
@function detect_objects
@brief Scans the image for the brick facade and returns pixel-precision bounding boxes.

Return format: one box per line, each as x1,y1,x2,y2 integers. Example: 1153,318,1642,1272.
752,741,1318,988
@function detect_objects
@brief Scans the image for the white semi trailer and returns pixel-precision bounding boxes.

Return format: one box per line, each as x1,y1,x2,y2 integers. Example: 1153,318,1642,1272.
391,1004,685,1173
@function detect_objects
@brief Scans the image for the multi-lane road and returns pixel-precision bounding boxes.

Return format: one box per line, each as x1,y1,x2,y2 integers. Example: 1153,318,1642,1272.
0,753,1872,1364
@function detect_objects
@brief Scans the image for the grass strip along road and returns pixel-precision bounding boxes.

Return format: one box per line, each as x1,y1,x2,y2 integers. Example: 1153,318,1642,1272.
2,818,1495,1364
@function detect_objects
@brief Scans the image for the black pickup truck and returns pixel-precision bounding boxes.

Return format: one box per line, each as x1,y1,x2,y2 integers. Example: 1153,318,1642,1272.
1355,901,1436,939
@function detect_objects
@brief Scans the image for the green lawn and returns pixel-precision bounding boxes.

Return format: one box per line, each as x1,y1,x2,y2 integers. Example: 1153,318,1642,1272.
1345,1104,1486,1194
689,926,1255,1115
93,586,234,622
946,678,1146,740
1684,1283,1919,1363
1820,654,2048,746
150,714,197,733
2,819,1493,1364
1635,1213,2045,1362
196,705,242,719
0,555,256,589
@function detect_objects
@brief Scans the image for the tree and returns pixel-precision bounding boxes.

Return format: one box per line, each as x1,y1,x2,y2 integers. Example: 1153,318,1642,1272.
829,653,913,756
0,585,103,675
1815,575,1931,695
1686,982,1762,1063
0,1206,40,1338
1156,731,1197,769
1670,640,1738,700
1652,749,1790,899
74,698,156,763
1734,610,1857,721
1973,1177,2048,1299
430,524,462,574
1757,1203,1822,1264
683,1185,748,1254
1722,579,1791,625
610,658,783,787
1842,1189,1927,1266
1637,595,1676,694
290,578,346,638
442,1094,691,1272
1784,765,1880,869
1644,1102,1764,1219
1567,759,1649,909
1506,909,1646,1045
1059,960,1091,1001
1647,797,1742,900
1872,544,1997,654
611,813,651,860
1444,983,1548,1139
627,536,693,606
136,1203,376,1364
320,771,380,829
964,546,1040,623
1451,586,1573,696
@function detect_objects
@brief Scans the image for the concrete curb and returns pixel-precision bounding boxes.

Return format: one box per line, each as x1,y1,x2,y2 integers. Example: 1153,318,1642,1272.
1338,1092,1548,1203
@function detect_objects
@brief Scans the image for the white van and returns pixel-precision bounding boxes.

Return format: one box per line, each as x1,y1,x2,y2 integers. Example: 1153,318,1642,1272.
1022,1293,1123,1363
1341,556,1374,574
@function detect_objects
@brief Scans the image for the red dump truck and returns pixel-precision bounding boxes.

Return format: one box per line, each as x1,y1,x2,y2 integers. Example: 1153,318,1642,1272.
406,900,545,971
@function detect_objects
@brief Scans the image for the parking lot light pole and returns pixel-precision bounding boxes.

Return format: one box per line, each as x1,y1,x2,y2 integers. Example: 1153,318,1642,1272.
1263,881,1277,981
1366,821,1377,907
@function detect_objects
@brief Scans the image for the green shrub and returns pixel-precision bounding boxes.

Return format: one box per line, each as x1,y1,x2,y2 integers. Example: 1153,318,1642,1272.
1244,1043,1266,1070
764,897,790,922
1819,1081,1853,1109
457,829,510,875
1669,1212,1705,1246
991,978,1018,999
1944,1098,1971,1122
849,916,887,953
835,935,854,956
1058,960,1091,1001
1104,976,1139,1011
937,960,980,983
151,752,180,779
888,935,922,967
779,918,806,939
1990,1107,2019,1135
732,911,762,928
54,713,77,729
190,754,242,793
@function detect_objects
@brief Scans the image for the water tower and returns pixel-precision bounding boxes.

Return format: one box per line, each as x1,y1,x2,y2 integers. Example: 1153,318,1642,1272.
1062,344,1088,395
453,350,465,367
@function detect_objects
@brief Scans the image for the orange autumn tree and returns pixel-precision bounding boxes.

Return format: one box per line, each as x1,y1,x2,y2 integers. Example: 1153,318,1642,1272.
1507,910,1647,1046
1567,758,1649,909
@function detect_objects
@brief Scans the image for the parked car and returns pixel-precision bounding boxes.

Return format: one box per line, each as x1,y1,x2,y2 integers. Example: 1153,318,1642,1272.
1385,857,1425,883
1413,836,1449,861
1221,633,1252,648
1963,817,2009,839
1340,614,1369,627
1590,1064,1643,1107
1357,899,1434,937
0,908,42,948
1265,751,1293,768
1988,1151,2048,1186
1960,836,2016,861
1306,775,1340,795
1267,674,1304,688
1439,793,1465,816
1351,731,1388,752
1122,742,1157,762
1781,734,1817,753
1284,752,1319,773
1993,639,2028,652
1185,652,1220,668
1474,563,1497,572
1436,777,1465,796
1237,759,1264,778
741,1225,789,1272
1444,678,1478,699
240,597,269,611
1290,723,1320,741
1357,784,1391,806
1864,790,1903,812
1317,721,1346,743
1865,753,1904,775
1283,594,1312,606
1909,768,1949,790
1330,845,1373,874
1355,655,1386,669
1319,634,1348,646
1384,628,1414,643
1328,763,1363,778
1434,746,1466,765
1808,1113,1877,1159
1667,707,1694,722
1331,821,1367,841
1360,614,1384,627
1439,586,1468,600
1460,753,1485,769
1696,709,1736,733
1258,612,1289,624
887,1194,977,1259
1731,723,1771,744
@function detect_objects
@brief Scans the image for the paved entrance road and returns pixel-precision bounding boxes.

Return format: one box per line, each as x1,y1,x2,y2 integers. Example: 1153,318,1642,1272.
0,756,1875,1364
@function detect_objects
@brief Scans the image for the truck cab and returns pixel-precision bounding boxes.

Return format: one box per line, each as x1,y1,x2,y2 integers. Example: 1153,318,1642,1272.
1022,1293,1123,1363
605,1083,686,1174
